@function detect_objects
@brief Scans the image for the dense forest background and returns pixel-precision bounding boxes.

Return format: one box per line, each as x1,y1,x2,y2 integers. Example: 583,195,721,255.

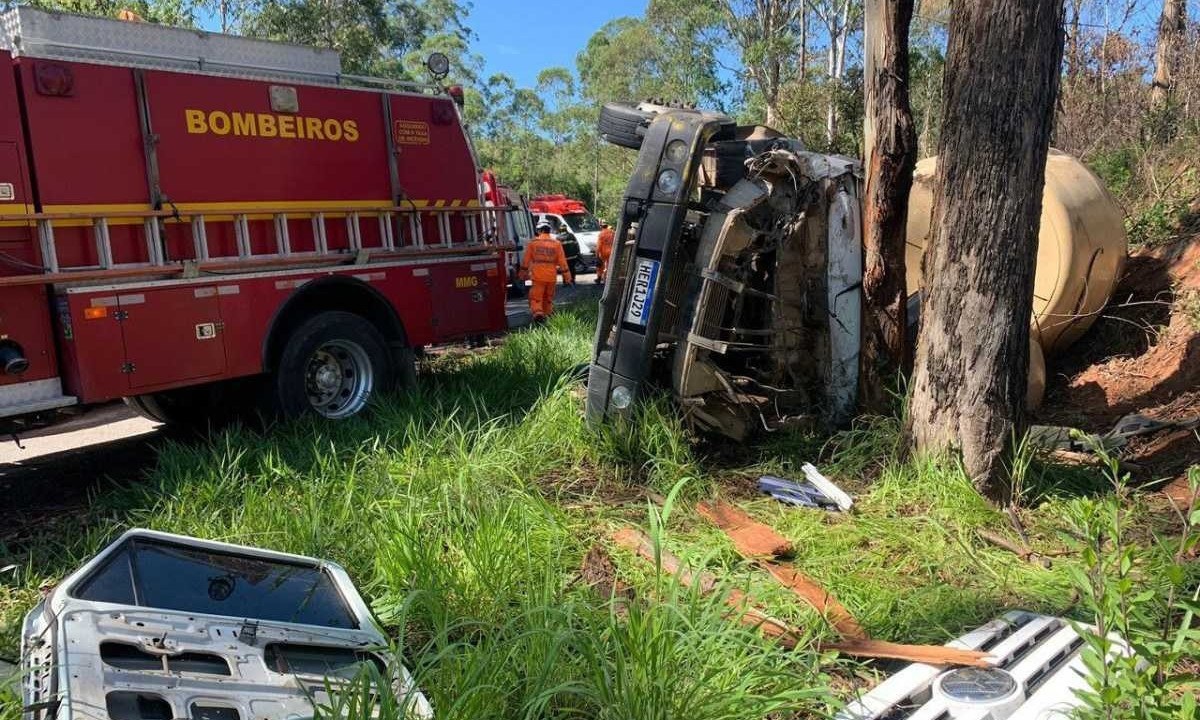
6,0,1199,237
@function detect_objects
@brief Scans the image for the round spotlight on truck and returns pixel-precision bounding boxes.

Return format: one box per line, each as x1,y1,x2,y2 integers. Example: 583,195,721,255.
0,341,29,375
665,139,689,163
656,168,681,195
610,385,633,411
426,52,450,79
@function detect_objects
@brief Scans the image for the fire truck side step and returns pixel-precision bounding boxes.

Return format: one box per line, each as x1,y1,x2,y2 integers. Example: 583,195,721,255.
0,378,78,419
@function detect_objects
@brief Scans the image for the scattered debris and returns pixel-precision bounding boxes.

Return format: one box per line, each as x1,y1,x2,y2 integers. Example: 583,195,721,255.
976,529,1055,569
611,527,799,643
837,611,1133,720
611,526,988,667
1030,412,1200,454
695,500,864,638
760,564,865,640
695,501,794,558
20,529,433,720
576,544,636,607
758,464,854,511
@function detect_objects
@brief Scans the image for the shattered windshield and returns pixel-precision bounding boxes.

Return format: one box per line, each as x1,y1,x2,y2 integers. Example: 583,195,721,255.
563,213,600,233
72,538,358,629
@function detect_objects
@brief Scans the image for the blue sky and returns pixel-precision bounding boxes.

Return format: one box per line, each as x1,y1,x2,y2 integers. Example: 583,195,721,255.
467,0,647,88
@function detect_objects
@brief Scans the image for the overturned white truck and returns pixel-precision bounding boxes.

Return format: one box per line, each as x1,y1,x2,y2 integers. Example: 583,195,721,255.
587,103,1126,438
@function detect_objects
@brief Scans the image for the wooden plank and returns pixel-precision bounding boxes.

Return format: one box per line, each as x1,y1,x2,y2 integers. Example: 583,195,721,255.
695,501,793,558
611,528,801,643
761,563,866,639
824,638,990,667
612,525,990,667
695,500,865,638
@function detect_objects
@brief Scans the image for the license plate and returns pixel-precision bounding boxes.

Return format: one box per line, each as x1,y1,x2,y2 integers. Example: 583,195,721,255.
623,256,660,327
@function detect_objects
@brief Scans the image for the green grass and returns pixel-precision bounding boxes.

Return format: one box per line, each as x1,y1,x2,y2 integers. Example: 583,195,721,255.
1,303,1193,719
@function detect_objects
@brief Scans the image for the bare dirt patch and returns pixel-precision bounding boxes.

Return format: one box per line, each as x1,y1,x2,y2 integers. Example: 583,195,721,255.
1039,236,1200,485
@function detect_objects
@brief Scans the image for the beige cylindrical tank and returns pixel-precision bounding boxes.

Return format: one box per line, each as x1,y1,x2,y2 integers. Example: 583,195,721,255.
906,149,1128,357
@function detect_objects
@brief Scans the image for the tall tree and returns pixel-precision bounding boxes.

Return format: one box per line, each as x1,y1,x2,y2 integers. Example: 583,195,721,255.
907,0,1065,503
712,0,808,127
19,0,194,24
576,14,723,107
813,0,861,145
1149,0,1187,109
240,0,472,78
860,0,917,412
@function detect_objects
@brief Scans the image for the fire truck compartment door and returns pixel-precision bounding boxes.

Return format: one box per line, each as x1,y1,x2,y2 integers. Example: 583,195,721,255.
0,142,35,263
119,286,227,390
430,264,492,339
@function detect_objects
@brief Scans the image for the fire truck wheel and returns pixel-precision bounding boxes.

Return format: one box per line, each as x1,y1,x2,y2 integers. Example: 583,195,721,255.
273,311,393,420
124,381,245,432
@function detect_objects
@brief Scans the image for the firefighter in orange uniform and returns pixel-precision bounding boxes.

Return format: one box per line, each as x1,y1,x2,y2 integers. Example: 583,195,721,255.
596,220,615,284
521,220,573,321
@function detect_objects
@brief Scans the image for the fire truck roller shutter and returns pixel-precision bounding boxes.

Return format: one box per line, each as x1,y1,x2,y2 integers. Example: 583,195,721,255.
261,277,416,419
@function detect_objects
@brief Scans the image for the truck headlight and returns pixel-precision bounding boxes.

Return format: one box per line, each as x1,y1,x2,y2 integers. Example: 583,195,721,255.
656,169,681,194
610,385,633,411
665,139,688,163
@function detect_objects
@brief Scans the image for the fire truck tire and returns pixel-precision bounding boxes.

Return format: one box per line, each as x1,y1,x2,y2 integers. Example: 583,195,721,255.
393,344,418,392
124,382,246,432
271,311,393,420
598,102,655,149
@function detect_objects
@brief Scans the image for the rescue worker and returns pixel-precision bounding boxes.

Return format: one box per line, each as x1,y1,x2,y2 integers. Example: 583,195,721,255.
521,220,573,321
596,220,615,284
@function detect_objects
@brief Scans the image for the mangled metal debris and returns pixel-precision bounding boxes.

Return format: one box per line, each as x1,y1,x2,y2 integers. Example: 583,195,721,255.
587,103,863,440
838,611,1133,720
20,529,432,720
758,463,854,511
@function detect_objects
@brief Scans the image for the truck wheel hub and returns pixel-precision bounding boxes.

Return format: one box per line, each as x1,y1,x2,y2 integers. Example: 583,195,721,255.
304,340,373,418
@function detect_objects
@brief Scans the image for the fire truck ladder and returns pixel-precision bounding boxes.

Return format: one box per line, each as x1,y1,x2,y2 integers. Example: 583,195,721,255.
1,203,513,285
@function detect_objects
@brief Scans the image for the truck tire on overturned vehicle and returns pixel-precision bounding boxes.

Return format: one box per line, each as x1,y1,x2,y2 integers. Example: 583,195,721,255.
598,102,655,149
272,311,395,419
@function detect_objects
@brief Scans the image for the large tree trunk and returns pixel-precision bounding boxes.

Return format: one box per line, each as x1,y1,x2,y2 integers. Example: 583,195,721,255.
1150,0,1187,109
906,0,1065,503
860,0,917,412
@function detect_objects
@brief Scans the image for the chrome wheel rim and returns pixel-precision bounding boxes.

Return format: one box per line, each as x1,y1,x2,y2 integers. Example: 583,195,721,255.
304,339,373,418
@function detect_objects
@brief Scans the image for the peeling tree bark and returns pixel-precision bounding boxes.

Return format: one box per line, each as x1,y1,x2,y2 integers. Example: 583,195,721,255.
860,0,917,412
906,0,1065,503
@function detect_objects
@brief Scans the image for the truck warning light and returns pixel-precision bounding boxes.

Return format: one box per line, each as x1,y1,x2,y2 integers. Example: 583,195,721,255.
186,109,359,142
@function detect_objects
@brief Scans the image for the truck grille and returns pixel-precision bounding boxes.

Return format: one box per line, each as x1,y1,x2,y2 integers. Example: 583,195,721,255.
837,611,1129,720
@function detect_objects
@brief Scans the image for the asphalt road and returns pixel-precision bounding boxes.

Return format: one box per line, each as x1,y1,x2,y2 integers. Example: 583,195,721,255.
0,275,601,529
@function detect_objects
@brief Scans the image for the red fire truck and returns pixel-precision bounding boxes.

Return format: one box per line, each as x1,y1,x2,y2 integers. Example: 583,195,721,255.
0,8,511,433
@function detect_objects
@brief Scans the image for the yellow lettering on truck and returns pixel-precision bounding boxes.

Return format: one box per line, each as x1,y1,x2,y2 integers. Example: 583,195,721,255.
185,109,363,142
185,109,208,134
